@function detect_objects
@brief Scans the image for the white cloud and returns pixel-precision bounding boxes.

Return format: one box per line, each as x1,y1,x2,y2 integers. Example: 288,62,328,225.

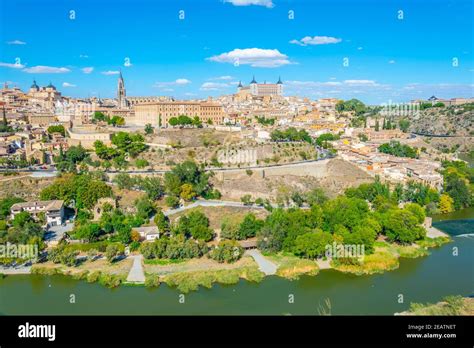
388,60,396,64
23,66,70,74
62,82,76,87
7,40,26,45
81,67,94,74
153,78,192,88
209,75,233,80
175,78,191,85
162,88,174,92
357,47,363,50
79,54,89,58
223,0,274,8
343,79,378,86
101,70,120,75
0,62,25,69
290,36,342,46
207,48,291,68
200,82,232,91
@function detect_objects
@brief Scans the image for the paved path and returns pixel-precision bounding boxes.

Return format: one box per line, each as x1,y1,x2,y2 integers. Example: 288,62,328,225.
316,258,332,270
45,223,74,242
126,255,145,283
161,199,307,217
426,226,449,238
245,249,277,275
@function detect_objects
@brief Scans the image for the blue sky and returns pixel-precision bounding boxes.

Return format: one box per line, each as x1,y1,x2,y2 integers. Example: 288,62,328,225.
0,0,472,104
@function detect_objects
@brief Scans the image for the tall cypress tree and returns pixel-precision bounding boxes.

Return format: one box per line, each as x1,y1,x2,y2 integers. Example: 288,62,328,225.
2,106,7,126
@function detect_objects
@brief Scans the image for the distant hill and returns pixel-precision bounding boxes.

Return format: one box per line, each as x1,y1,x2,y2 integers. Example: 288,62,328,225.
408,103,474,137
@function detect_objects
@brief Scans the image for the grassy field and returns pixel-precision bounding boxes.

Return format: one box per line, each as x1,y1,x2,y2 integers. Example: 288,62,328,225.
142,256,264,292
31,257,133,288
169,205,269,230
265,252,319,279
160,264,264,293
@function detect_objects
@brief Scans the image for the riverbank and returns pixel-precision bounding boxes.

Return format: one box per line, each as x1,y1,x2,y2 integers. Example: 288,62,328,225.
1,209,471,315
397,296,474,316
20,234,452,291
331,237,451,275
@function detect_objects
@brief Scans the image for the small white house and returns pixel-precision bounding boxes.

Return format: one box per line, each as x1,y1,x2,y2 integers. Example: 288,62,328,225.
133,226,160,241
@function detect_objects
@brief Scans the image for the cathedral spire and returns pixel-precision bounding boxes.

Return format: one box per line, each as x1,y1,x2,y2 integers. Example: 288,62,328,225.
117,71,127,108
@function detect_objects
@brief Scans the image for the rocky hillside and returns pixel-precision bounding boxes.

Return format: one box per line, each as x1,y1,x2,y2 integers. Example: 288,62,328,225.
408,103,474,137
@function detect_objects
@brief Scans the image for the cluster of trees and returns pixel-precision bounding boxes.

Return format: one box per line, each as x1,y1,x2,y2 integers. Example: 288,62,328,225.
47,125,66,137
374,117,398,132
94,132,147,168
271,128,312,143
255,116,275,126
92,112,125,126
169,115,202,128
345,178,440,213
315,133,340,148
47,246,79,266
0,208,44,250
71,194,156,246
221,213,264,240
174,210,214,241
378,141,418,158
113,174,164,200
0,197,45,262
420,102,445,110
336,99,367,116
440,161,473,211
140,209,244,263
253,179,431,259
54,145,89,172
163,160,220,207
40,173,112,210
139,235,208,260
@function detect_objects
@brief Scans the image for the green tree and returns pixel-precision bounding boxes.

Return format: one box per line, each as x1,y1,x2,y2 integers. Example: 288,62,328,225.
293,230,333,259
144,123,154,134
399,119,410,132
113,173,136,190
47,125,66,136
12,211,32,228
209,240,243,263
404,203,426,224
105,244,123,263
136,176,164,200
135,197,156,220
154,209,170,233
382,209,426,244
238,213,264,239
0,197,24,219
169,117,179,127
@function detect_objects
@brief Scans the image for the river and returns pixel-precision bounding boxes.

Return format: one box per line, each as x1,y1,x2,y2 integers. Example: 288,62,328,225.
0,210,472,315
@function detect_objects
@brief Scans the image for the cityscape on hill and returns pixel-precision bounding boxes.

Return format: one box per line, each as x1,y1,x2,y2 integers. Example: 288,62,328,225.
0,0,472,346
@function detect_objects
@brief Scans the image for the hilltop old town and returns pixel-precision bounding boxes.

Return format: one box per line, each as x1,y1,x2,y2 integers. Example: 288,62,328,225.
0,73,472,292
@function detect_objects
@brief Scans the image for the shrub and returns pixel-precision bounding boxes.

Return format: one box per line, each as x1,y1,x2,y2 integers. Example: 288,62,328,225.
209,241,243,263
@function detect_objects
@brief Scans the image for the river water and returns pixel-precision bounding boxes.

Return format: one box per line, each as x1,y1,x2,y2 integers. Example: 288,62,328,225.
0,209,472,315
